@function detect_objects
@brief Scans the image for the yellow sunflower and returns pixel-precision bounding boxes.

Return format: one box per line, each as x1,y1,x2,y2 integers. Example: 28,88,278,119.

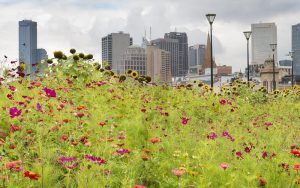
130,71,139,79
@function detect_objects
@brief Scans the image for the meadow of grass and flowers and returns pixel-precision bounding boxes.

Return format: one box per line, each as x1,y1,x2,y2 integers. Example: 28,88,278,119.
0,49,299,188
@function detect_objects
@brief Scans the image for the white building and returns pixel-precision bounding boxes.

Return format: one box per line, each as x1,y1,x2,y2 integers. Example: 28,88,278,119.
251,23,277,66
102,32,133,71
118,46,147,76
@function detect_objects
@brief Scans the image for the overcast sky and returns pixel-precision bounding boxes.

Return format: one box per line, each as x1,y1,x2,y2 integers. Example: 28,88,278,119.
0,0,300,72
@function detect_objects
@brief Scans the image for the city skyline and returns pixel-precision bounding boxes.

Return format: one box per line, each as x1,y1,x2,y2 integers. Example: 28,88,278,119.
1,0,300,72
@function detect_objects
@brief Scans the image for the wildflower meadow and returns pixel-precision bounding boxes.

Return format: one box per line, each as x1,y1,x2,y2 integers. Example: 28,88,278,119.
0,49,299,187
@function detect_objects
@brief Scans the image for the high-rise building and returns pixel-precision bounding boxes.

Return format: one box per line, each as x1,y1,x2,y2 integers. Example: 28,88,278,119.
102,32,133,71
189,44,206,74
164,32,189,77
151,38,179,77
19,20,37,75
292,23,300,82
147,45,172,83
251,23,277,76
118,46,147,76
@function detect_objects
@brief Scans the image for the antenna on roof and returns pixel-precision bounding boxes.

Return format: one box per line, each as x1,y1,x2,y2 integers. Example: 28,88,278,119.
150,26,152,41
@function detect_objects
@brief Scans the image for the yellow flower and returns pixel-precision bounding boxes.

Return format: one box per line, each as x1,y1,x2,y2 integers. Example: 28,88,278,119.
130,71,139,79
189,171,198,176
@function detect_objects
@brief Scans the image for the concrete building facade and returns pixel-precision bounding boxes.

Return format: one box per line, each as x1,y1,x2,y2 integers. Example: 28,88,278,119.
102,32,133,71
292,23,300,82
151,38,179,77
146,45,172,83
251,23,277,76
118,46,147,76
19,20,37,75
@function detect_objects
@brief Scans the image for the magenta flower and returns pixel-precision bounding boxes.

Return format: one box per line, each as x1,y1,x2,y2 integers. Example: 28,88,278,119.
222,131,235,142
7,94,13,100
235,151,244,159
84,155,107,165
58,156,78,169
116,149,131,155
222,131,229,137
9,107,22,118
207,132,218,140
219,99,227,105
8,85,16,92
220,163,230,170
37,103,43,112
244,147,251,153
97,81,107,86
262,151,268,159
181,117,189,125
43,87,56,98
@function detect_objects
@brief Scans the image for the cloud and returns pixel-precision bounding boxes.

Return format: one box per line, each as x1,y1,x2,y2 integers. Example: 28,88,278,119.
0,0,300,72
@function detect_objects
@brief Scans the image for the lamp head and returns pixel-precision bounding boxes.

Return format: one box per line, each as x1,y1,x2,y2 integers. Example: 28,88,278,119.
270,43,277,52
243,31,252,40
206,14,216,24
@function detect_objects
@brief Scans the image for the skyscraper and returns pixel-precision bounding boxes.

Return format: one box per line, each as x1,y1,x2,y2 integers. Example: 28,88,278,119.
19,20,37,75
251,23,277,76
118,46,147,76
164,32,189,77
102,32,133,71
292,23,300,82
188,44,206,74
151,38,179,77
147,45,172,83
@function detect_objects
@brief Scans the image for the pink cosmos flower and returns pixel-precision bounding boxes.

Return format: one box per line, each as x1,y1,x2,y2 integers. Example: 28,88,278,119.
43,87,56,98
244,147,251,153
116,149,131,155
9,107,22,118
5,161,23,171
58,156,78,169
181,117,189,125
208,132,218,140
222,131,235,142
264,122,273,130
262,151,268,159
220,163,230,170
7,94,13,100
220,99,227,105
37,103,43,112
10,124,20,132
235,151,244,159
172,168,185,177
97,81,107,86
8,85,16,92
85,155,107,165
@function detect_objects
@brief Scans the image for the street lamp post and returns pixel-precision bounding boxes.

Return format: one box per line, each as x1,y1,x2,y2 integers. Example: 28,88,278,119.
243,31,252,87
270,44,277,91
288,51,294,87
206,13,216,89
